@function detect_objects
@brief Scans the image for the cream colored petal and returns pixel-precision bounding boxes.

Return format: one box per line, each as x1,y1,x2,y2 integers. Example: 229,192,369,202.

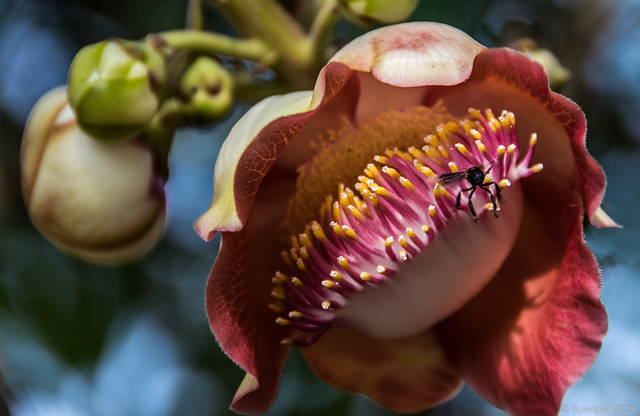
21,87,68,204
28,116,164,264
590,206,621,228
330,22,485,87
194,91,313,240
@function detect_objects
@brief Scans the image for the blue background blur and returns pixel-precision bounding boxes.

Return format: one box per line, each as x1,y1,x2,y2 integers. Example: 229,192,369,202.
0,0,638,415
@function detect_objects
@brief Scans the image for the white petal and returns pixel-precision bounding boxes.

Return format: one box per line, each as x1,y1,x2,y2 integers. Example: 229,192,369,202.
330,22,485,87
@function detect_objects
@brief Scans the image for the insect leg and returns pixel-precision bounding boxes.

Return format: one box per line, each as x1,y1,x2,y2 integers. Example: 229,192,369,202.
466,187,479,222
491,181,501,201
479,184,499,218
456,186,473,209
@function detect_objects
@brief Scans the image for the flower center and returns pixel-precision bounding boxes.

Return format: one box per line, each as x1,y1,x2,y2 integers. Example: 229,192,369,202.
269,107,542,346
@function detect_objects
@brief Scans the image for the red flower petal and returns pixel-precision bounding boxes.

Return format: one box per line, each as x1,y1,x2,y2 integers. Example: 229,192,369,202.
207,225,296,413
204,64,364,413
302,327,463,414
425,47,608,416
434,187,607,416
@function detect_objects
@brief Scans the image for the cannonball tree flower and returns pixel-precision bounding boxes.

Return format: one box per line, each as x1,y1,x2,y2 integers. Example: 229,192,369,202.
195,22,617,415
21,87,166,264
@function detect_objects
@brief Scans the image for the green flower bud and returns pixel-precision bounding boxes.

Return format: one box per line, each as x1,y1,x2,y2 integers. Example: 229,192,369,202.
177,56,233,125
21,87,166,264
67,39,165,141
339,0,418,24
509,38,572,90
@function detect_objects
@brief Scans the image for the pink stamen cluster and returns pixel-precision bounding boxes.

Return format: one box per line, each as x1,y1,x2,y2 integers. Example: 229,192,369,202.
269,108,543,346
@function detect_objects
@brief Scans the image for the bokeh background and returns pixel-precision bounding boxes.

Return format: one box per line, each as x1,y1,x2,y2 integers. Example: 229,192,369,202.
0,0,639,415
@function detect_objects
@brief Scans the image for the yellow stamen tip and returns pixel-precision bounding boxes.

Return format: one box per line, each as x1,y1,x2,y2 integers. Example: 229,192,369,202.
348,204,366,221
332,201,341,222
399,176,416,192
288,311,302,319
470,128,483,141
419,165,435,177
311,221,326,241
299,233,312,248
508,144,517,154
435,183,450,199
275,317,290,326
409,146,425,160
268,303,284,313
428,205,437,217
454,143,470,155
343,226,358,240
271,287,286,300
296,258,305,271
399,250,408,261
448,161,458,173
281,250,293,267
373,155,388,164
330,270,343,283
383,166,400,179
331,221,343,236
338,256,350,270
485,202,499,212
273,271,287,283
321,280,335,288
339,192,350,209
322,301,331,310
475,139,488,155
500,179,512,188
360,271,371,281
371,184,391,198
376,265,387,274
385,236,394,247
291,277,303,287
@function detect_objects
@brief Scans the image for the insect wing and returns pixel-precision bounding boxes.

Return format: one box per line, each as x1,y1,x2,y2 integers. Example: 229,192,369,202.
438,171,466,187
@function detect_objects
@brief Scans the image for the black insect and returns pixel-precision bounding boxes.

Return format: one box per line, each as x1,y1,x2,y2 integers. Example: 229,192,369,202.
438,165,501,222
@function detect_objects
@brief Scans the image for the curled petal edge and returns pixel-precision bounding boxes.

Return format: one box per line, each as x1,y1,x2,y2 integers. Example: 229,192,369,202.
194,91,314,240
591,206,620,228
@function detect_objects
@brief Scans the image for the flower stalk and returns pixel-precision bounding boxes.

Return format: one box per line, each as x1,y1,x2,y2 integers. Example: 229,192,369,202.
155,31,272,63
209,0,319,89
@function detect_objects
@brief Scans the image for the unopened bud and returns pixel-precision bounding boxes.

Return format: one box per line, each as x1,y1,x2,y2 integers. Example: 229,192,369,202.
67,39,165,140
178,56,233,125
509,38,571,89
339,0,418,24
21,87,166,264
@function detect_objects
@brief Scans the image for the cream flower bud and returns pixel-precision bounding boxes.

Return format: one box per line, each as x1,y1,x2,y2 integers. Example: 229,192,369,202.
339,0,419,24
67,39,165,140
21,87,166,264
